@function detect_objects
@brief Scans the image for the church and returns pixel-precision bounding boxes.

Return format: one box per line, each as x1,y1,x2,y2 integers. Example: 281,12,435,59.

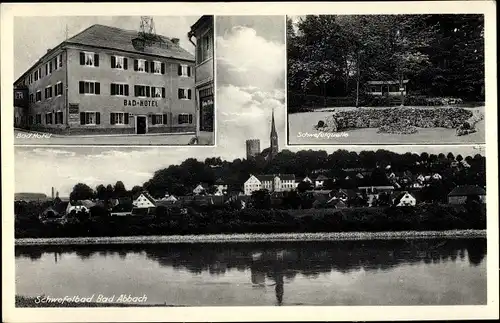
259,109,279,161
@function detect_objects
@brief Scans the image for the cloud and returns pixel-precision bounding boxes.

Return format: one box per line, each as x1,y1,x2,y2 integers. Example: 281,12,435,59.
216,26,285,90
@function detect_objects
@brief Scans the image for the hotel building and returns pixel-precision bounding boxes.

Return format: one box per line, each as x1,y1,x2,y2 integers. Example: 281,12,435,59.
188,15,214,134
14,23,197,135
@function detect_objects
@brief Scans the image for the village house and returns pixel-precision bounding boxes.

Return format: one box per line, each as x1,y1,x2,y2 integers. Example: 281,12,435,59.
393,191,417,207
366,79,409,96
243,174,296,196
447,185,486,204
66,199,95,214
214,178,228,196
192,183,209,195
314,175,329,188
132,191,156,215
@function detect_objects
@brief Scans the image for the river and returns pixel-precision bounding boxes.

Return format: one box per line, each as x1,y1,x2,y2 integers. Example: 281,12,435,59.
15,238,487,306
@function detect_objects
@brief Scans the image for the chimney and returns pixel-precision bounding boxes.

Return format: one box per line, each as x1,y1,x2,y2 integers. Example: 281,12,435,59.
171,38,179,45
47,48,51,53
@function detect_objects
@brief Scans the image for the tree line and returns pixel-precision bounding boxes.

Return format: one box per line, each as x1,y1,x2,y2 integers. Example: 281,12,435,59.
68,149,486,202
287,15,485,103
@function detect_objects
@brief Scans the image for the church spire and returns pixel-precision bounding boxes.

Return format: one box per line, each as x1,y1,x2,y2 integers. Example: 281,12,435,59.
269,108,279,159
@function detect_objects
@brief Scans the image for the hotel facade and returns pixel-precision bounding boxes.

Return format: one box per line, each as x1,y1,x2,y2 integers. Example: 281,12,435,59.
14,23,198,135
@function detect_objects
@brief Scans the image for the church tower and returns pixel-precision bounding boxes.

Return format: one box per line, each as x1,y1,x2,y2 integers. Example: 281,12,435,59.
270,108,279,159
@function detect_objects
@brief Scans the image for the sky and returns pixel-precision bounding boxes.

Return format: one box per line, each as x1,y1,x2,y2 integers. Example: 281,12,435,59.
14,16,198,80
13,15,486,196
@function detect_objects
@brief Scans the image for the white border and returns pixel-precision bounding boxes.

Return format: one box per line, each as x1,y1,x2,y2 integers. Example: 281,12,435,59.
2,2,498,322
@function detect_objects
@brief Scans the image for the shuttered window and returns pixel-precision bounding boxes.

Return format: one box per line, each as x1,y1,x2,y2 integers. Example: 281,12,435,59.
79,81,100,94
80,52,99,67
80,112,100,125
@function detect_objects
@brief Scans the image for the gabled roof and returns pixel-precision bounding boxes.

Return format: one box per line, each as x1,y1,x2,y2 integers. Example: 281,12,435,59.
338,189,357,198
133,191,156,205
256,175,274,182
215,178,227,185
67,24,194,61
393,191,415,205
448,185,486,197
315,175,329,181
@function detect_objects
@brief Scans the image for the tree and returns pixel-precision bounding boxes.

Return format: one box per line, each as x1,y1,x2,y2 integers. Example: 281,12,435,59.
114,181,127,198
297,181,313,193
131,185,143,198
96,184,107,200
69,183,95,202
105,184,114,200
251,189,271,210
456,154,464,162
447,152,455,160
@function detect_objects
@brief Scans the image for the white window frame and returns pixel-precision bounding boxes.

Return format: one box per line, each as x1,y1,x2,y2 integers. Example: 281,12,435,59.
137,59,146,72
179,88,190,100
56,82,63,97
153,87,162,98
113,55,125,70
178,113,192,124
36,90,42,102
83,111,97,125
112,83,127,96
45,85,53,100
111,112,126,125
84,51,95,67
59,54,63,68
83,80,98,95
153,61,162,74
180,64,189,77
152,114,163,125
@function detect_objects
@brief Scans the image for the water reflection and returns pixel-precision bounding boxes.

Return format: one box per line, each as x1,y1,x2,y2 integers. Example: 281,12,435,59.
15,238,486,306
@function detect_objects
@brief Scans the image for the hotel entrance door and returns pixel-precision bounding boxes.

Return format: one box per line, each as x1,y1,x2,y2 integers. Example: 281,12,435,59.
136,116,147,134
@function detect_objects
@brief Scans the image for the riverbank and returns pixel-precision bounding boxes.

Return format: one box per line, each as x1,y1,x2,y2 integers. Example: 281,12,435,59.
15,229,486,246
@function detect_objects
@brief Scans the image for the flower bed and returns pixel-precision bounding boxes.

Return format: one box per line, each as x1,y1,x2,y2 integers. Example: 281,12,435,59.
315,107,476,135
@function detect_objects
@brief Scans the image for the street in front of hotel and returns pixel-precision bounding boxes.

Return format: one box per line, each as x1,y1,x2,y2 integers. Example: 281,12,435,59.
13,129,216,145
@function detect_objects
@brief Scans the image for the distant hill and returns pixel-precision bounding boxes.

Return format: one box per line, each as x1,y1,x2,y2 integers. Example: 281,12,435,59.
15,193,49,201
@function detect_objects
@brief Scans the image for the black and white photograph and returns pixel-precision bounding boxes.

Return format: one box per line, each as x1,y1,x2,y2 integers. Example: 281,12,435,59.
287,14,486,145
1,2,498,323
12,145,488,307
13,15,215,146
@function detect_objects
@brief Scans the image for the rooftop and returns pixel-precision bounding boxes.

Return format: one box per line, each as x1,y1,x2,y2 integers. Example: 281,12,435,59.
15,23,195,84
448,185,486,196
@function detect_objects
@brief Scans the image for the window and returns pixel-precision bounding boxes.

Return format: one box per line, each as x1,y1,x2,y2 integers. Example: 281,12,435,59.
111,56,127,70
134,85,152,98
178,88,192,100
151,114,166,125
153,61,162,74
55,111,64,124
28,115,34,125
79,81,100,95
178,64,191,77
38,68,42,79
197,31,213,64
45,86,53,100
55,82,63,96
59,54,63,67
49,61,53,73
45,63,49,75
53,57,58,71
111,83,129,96
29,93,34,103
35,114,42,124
45,112,53,124
34,70,39,82
134,59,146,72
80,112,100,125
178,113,193,124
35,91,42,102
110,112,129,125
80,52,99,67
151,86,165,98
